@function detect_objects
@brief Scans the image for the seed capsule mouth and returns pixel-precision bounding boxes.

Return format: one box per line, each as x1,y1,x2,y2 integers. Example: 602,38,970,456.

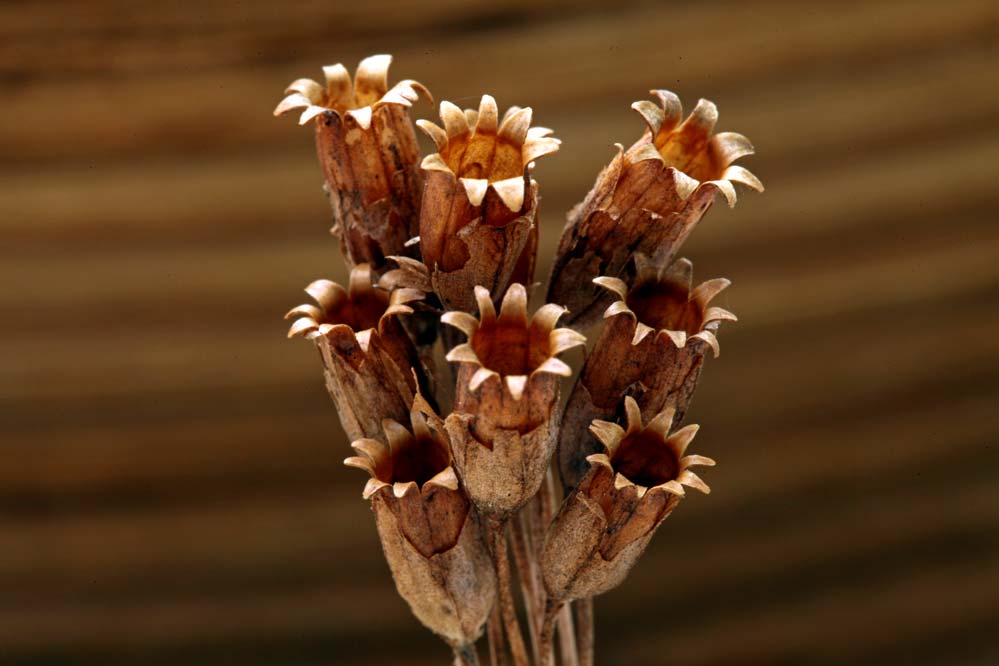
471,320,549,376
285,264,423,341
382,421,452,487
625,279,703,336
630,91,762,192
274,54,430,128
612,430,680,488
438,129,525,183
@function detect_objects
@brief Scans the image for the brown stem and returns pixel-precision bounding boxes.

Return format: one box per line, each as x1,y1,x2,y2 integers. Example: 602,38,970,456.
510,510,541,662
573,598,594,666
539,600,564,666
489,517,530,666
487,603,507,666
453,643,481,666
557,602,579,666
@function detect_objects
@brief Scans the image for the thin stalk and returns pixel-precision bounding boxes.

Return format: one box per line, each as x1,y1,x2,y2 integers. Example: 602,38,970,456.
557,602,579,666
453,643,481,666
487,604,507,666
574,598,594,666
510,511,541,662
538,600,564,666
488,517,530,666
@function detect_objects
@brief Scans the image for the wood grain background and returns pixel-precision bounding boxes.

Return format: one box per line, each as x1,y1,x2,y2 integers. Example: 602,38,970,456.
2,1,998,664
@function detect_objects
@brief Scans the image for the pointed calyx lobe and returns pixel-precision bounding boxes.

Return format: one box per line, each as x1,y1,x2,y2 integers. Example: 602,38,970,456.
345,398,495,647
558,255,735,490
543,397,714,601
418,95,560,312
442,283,584,516
546,89,762,326
285,264,428,441
274,54,431,269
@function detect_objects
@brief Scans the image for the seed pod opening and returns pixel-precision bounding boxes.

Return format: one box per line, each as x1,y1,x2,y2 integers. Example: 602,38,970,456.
275,55,431,268
419,96,560,312
442,284,584,516
346,398,495,648
286,264,426,441
543,397,714,601
547,90,761,327
558,256,735,490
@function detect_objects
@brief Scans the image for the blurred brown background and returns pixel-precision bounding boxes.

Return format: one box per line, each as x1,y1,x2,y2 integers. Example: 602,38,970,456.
2,0,998,664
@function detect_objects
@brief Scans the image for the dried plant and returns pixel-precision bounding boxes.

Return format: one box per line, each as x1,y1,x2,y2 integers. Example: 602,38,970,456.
417,96,560,312
278,54,762,666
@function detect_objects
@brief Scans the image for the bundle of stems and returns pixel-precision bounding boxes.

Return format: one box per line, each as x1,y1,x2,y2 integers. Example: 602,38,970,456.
277,54,762,666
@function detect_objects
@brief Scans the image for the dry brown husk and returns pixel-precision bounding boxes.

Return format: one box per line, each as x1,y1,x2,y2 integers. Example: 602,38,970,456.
546,90,762,328
558,256,735,490
346,398,495,647
543,398,713,601
274,55,430,269
442,284,584,517
285,264,426,441
418,96,560,312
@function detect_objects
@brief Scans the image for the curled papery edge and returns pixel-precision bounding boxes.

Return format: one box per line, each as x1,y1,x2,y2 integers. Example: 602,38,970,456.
442,284,585,401
285,263,425,352
418,95,561,212
594,256,736,358
627,89,764,208
274,54,432,130
586,395,714,501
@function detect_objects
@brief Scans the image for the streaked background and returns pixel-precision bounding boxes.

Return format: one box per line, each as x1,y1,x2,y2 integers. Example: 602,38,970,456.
3,1,998,663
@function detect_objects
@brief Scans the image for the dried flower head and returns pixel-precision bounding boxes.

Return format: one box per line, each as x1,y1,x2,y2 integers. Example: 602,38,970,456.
346,397,495,649
558,256,735,489
274,54,430,268
547,90,762,327
278,56,765,663
286,264,426,441
543,397,714,601
442,283,585,516
418,96,560,312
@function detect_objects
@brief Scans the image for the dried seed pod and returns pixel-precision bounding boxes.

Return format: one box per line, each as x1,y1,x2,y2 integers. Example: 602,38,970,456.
378,255,434,294
547,90,762,327
345,397,495,649
543,397,714,601
286,264,426,441
274,54,430,269
558,256,735,490
378,255,440,371
442,284,585,517
418,96,560,312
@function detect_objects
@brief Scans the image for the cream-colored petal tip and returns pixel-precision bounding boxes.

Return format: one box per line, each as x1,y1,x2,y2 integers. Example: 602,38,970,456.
491,176,526,212
585,453,613,470
428,467,460,491
346,106,373,130
393,480,419,498
593,275,628,298
534,357,572,377
445,343,479,364
468,367,497,392
460,178,490,206
505,375,528,400
421,153,453,174
440,311,479,335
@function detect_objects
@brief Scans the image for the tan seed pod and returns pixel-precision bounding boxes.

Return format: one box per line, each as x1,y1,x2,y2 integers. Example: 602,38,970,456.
442,284,585,517
558,255,735,490
286,264,426,441
418,96,560,312
547,90,762,327
377,255,441,389
274,54,430,269
345,396,495,649
543,397,714,601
